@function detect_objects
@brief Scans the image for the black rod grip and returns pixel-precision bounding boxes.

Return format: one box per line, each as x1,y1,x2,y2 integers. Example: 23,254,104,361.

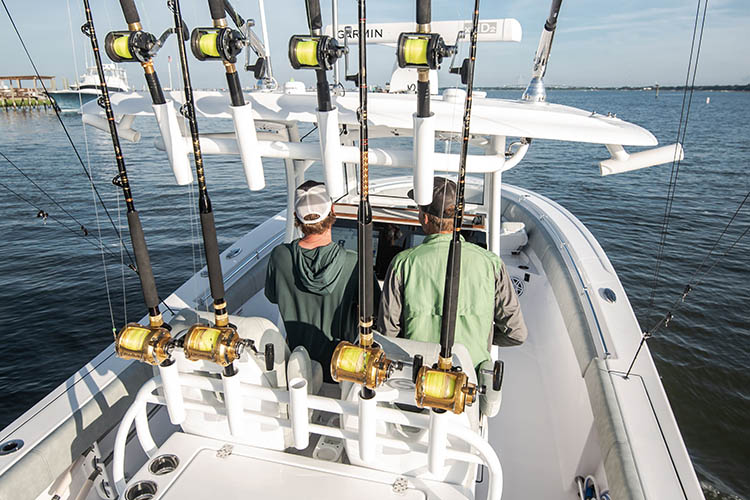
119,0,140,25
416,0,431,25
127,211,160,311
226,71,245,107
208,0,226,21
305,0,323,32
200,210,226,301
417,80,430,117
439,238,461,359
316,70,332,112
145,72,166,105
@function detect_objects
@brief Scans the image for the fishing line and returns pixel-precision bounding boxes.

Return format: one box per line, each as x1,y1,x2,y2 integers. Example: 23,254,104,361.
0,179,122,260
0,151,91,236
647,0,709,316
625,188,748,378
2,0,136,268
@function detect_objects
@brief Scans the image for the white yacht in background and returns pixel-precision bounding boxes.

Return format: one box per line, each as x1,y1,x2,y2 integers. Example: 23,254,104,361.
0,1,706,500
47,64,129,112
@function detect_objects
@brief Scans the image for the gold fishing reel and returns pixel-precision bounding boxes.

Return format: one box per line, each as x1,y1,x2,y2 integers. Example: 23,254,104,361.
182,324,250,366
288,35,345,71
190,27,245,63
414,362,478,415
115,323,174,365
104,30,157,63
396,33,455,70
330,341,394,389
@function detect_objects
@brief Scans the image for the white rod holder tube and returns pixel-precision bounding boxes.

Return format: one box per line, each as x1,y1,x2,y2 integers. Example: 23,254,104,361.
289,377,310,450
152,101,193,185
317,109,346,199
487,136,505,256
81,114,141,143
428,410,447,476
413,114,436,204
222,368,244,437
158,360,185,425
358,390,376,462
230,102,265,191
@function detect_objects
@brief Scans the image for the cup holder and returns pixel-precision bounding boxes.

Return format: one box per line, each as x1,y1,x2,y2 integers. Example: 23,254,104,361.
125,480,157,500
149,454,180,475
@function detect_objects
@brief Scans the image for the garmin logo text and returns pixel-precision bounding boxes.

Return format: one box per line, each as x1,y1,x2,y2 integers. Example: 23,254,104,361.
463,21,497,34
336,28,384,40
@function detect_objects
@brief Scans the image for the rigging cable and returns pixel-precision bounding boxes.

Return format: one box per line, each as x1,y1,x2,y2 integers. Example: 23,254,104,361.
625,189,749,378
1,0,136,268
647,0,709,316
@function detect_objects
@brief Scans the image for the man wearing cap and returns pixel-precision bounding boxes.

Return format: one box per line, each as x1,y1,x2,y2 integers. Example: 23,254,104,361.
378,177,527,371
265,180,374,380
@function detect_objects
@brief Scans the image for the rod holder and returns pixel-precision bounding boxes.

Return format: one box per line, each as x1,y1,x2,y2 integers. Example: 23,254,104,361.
158,360,185,425
413,114,436,205
221,367,243,437
358,390,376,462
428,409,447,475
230,102,265,190
152,102,193,185
318,109,345,198
289,377,310,450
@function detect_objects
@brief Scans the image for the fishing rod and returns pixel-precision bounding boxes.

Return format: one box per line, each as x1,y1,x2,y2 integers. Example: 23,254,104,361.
328,0,394,397
412,0,483,416
522,0,563,102
190,0,266,191
287,0,348,198
396,0,456,204
80,0,166,337
105,0,193,186
168,0,273,381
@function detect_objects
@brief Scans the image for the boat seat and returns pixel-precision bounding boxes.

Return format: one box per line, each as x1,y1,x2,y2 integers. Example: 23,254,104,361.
168,308,293,450
287,346,324,395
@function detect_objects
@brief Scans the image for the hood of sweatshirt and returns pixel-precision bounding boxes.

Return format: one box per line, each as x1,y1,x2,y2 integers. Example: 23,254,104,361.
292,241,347,295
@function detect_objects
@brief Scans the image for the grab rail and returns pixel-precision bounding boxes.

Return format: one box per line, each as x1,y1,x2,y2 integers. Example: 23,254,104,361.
113,375,503,500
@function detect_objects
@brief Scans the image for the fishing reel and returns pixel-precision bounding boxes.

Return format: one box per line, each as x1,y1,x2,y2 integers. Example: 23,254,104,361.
288,35,345,71
190,27,244,64
396,33,456,70
181,324,275,369
414,365,478,415
330,341,394,389
105,30,157,63
115,323,174,365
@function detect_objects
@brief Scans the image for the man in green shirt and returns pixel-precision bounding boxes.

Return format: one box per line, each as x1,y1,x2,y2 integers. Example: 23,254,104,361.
377,177,527,370
265,180,373,381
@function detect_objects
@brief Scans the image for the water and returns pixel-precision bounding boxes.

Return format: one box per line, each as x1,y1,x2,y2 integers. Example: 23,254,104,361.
0,90,748,498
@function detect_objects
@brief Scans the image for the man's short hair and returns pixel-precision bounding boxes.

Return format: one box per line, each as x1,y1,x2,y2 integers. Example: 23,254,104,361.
421,206,455,234
295,211,337,235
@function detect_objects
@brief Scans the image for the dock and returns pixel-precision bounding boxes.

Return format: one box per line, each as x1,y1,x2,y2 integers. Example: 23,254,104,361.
0,75,56,110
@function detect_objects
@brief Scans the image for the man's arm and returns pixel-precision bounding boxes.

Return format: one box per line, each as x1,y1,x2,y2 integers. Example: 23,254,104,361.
377,261,403,337
492,260,528,346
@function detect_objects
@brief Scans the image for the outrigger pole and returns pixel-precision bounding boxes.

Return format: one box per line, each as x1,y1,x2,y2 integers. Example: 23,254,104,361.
522,0,563,102
80,0,165,333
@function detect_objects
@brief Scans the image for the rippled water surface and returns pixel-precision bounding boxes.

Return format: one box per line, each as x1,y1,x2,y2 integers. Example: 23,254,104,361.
0,89,748,498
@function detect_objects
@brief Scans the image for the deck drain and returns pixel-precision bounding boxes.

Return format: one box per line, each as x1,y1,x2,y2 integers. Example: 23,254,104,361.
125,481,157,500
0,439,23,455
511,276,525,296
149,454,179,475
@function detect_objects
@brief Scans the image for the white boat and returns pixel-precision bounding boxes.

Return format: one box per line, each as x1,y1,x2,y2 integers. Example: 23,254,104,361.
47,64,130,112
0,2,705,500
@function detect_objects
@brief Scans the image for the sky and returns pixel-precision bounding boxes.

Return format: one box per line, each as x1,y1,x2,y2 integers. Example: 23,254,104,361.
0,0,748,91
